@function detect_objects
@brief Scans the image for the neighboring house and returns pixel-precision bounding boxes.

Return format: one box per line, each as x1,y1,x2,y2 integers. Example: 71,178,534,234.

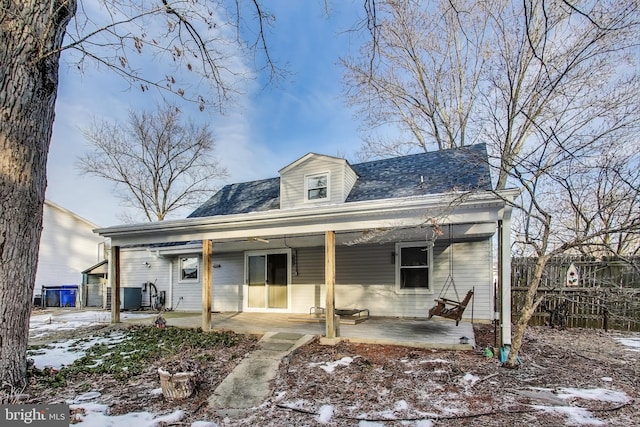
35,200,105,305
95,144,518,343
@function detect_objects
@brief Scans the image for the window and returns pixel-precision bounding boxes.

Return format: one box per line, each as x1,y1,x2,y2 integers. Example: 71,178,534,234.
305,173,329,201
180,256,199,281
396,242,432,293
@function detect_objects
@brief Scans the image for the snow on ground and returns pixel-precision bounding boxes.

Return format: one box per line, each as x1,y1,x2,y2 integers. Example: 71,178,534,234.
28,332,128,369
28,310,154,369
69,394,190,427
616,336,640,352
529,386,631,426
308,355,359,373
30,310,153,339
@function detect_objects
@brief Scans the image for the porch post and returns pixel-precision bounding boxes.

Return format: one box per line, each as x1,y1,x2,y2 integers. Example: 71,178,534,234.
109,245,120,323
499,206,513,346
325,231,337,338
202,240,213,331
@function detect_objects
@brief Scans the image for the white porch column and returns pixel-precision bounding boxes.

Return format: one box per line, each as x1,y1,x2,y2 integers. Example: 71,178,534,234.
325,231,337,338
499,206,513,346
109,246,120,324
202,240,213,331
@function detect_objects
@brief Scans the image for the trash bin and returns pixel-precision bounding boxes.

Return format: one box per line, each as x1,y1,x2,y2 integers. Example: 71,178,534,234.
43,285,78,307
44,288,60,307
60,288,76,307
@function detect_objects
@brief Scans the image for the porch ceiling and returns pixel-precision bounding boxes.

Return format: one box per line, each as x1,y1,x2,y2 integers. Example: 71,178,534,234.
153,222,497,254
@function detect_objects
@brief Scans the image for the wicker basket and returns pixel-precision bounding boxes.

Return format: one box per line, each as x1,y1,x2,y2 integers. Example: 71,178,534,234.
158,368,196,399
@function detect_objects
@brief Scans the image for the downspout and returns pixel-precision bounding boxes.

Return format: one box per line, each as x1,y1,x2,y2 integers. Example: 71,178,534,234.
499,205,513,346
168,260,174,310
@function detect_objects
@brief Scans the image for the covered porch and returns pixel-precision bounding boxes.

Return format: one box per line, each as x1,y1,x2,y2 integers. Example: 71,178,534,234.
98,190,517,347
161,311,480,350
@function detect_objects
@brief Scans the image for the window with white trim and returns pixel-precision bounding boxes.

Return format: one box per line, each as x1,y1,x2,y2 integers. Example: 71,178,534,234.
180,256,199,281
305,173,329,201
395,242,432,293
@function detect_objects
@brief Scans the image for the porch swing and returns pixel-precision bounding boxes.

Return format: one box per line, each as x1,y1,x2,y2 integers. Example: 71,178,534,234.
427,225,474,326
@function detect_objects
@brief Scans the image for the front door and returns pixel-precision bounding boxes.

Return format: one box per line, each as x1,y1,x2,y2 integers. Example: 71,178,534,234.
247,252,289,310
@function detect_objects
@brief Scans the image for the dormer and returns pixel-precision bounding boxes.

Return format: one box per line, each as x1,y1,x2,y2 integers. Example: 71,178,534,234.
278,153,358,209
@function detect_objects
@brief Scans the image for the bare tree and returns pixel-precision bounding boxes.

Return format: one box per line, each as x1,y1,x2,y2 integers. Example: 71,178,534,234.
502,115,640,367
77,103,227,222
349,0,640,367
0,0,276,388
344,0,489,154
345,0,640,187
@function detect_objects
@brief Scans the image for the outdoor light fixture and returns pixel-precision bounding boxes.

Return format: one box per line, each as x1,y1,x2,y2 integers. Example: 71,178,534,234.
249,237,270,243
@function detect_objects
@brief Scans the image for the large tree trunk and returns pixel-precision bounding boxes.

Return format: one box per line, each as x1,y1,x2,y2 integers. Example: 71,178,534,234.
0,0,75,388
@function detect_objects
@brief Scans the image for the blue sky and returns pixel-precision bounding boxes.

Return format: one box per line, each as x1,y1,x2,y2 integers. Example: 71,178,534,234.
46,1,370,227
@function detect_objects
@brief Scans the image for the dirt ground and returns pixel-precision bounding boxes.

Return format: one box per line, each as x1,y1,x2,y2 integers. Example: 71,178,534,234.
22,323,640,426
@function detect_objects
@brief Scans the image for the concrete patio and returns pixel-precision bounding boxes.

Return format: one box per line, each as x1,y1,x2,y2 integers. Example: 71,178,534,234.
159,312,477,350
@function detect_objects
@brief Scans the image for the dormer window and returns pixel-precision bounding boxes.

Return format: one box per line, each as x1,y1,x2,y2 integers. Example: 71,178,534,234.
305,173,329,201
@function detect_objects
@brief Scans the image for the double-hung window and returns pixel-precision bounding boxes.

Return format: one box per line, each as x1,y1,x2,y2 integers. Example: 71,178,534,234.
305,173,329,201
180,256,199,281
396,242,432,293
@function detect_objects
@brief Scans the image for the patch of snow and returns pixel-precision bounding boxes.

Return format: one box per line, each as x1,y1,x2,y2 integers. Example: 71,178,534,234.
75,391,102,401
309,356,358,373
601,377,613,382
394,400,409,411
191,422,218,427
460,373,479,387
280,399,314,412
149,388,164,396
28,332,128,369
556,388,630,404
70,405,185,427
29,311,152,338
359,421,386,427
532,405,605,426
316,404,334,424
616,337,640,352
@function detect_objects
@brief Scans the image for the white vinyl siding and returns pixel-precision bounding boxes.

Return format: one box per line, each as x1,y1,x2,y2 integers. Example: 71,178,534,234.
280,156,357,209
288,239,493,320
35,202,104,297
171,252,245,312
118,237,493,321
118,249,168,310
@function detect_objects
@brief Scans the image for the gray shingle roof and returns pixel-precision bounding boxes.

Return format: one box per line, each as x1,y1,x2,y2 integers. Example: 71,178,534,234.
188,144,491,218
188,177,280,218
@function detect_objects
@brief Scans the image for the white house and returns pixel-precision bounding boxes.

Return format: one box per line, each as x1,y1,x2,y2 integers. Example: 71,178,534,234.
95,144,518,344
35,200,105,306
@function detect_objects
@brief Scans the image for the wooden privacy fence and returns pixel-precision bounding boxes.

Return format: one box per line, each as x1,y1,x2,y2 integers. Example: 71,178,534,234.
511,257,640,332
